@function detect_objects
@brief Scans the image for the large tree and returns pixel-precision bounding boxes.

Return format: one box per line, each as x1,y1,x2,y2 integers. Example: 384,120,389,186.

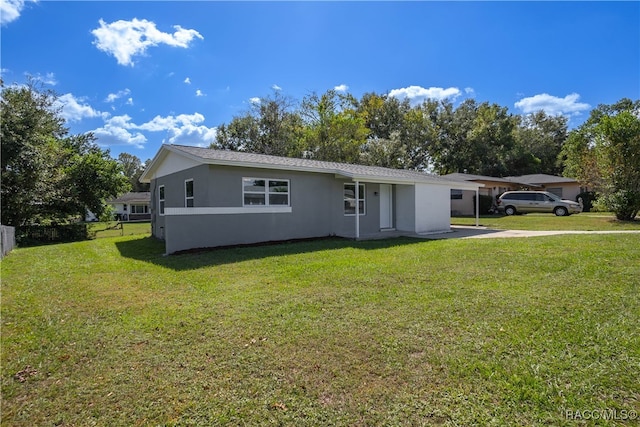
118,152,150,192
1,82,130,226
561,98,640,220
213,91,303,157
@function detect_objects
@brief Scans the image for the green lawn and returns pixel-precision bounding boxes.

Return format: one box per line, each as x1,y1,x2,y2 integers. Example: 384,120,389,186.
453,212,640,231
1,232,639,426
88,221,151,239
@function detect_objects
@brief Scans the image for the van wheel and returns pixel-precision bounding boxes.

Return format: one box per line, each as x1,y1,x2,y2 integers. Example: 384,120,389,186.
505,206,517,216
554,207,568,216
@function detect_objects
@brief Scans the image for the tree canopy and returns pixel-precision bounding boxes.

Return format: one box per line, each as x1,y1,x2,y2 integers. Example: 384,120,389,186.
1,82,130,226
561,98,640,220
210,89,570,178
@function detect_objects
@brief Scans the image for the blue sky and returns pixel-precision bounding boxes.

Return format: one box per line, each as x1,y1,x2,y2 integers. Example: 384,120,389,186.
2,1,639,162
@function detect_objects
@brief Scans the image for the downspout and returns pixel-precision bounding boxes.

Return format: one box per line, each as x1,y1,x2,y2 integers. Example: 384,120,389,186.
475,187,480,227
355,180,360,239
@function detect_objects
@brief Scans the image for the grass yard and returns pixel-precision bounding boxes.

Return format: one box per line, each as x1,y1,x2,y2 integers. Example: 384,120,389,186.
88,221,151,239
453,212,640,231
1,231,639,425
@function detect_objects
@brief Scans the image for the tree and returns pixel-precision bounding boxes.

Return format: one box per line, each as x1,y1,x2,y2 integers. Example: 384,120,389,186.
213,91,304,157
1,82,130,226
300,90,368,163
118,152,150,192
561,98,640,220
513,111,568,175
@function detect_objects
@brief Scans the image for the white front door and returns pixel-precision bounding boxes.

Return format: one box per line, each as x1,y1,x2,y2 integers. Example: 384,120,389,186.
379,184,393,229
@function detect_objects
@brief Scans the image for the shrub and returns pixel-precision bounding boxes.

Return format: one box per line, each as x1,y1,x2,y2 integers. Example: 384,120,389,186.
16,223,95,246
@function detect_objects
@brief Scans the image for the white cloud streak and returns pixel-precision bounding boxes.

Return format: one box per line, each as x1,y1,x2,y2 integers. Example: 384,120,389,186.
334,84,349,92
514,93,591,116
105,88,131,103
388,85,461,105
91,18,203,66
0,0,35,26
55,93,105,122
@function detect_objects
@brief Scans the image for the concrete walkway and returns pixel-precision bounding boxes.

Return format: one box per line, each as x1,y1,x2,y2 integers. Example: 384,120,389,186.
420,225,640,240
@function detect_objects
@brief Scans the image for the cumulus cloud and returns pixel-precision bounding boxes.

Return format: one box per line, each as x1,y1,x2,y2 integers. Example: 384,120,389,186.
272,84,282,91
1,0,35,26
91,18,203,66
334,84,349,92
195,89,205,97
249,97,261,105
388,85,461,105
184,77,191,84
105,88,131,103
55,93,105,122
514,93,591,116
91,112,217,148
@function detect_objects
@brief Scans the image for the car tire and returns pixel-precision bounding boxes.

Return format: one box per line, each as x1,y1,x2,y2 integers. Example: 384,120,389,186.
505,206,517,216
554,207,568,216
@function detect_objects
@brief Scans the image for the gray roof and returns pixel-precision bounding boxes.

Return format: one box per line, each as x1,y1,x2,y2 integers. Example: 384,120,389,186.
443,173,516,184
507,174,578,185
108,192,150,204
143,144,481,189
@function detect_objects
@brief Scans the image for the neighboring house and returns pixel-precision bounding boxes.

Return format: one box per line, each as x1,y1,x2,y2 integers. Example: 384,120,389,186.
445,173,520,216
505,174,582,202
446,173,582,216
107,192,151,221
139,144,482,254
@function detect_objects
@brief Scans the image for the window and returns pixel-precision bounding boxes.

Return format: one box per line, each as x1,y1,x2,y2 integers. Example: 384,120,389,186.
185,179,194,207
344,183,365,215
243,178,290,206
451,189,463,200
159,185,165,215
131,205,149,214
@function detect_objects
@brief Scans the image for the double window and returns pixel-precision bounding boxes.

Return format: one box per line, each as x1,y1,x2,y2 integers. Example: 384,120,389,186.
185,179,194,207
344,183,365,215
131,205,149,214
243,178,290,206
158,185,165,215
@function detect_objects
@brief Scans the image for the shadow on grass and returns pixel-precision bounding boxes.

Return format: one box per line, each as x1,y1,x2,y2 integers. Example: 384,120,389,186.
115,235,429,271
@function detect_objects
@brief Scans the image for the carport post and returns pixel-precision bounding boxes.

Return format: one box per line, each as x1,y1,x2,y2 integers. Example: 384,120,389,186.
476,188,480,227
355,180,360,239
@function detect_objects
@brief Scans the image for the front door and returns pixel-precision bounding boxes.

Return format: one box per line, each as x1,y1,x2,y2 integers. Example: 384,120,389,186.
379,184,393,229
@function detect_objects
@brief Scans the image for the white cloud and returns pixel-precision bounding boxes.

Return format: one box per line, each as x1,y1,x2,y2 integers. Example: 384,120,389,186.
93,116,147,149
334,84,349,92
272,84,282,91
126,98,133,105
105,88,131,103
0,0,35,26
91,18,203,66
464,87,475,96
184,77,191,84
91,112,216,148
514,93,591,116
55,93,104,122
195,89,205,97
249,97,261,104
30,72,58,86
388,85,461,105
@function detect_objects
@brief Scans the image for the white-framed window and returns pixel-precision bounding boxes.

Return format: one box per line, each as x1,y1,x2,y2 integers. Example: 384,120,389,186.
131,205,149,214
185,179,194,207
243,178,290,206
159,185,165,215
344,183,365,215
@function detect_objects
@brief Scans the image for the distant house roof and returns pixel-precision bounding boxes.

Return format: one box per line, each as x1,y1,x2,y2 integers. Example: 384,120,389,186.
108,192,151,204
443,173,516,184
506,174,579,185
140,145,482,190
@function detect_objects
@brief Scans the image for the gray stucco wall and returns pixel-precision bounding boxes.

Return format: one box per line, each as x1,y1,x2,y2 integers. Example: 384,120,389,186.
152,164,385,253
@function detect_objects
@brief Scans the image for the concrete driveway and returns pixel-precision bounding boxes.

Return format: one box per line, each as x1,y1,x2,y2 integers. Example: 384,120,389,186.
422,226,640,240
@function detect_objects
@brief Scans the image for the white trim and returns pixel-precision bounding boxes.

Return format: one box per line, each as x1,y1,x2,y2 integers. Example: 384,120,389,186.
344,183,366,216
165,206,292,215
242,177,290,207
185,178,194,207
158,185,165,216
